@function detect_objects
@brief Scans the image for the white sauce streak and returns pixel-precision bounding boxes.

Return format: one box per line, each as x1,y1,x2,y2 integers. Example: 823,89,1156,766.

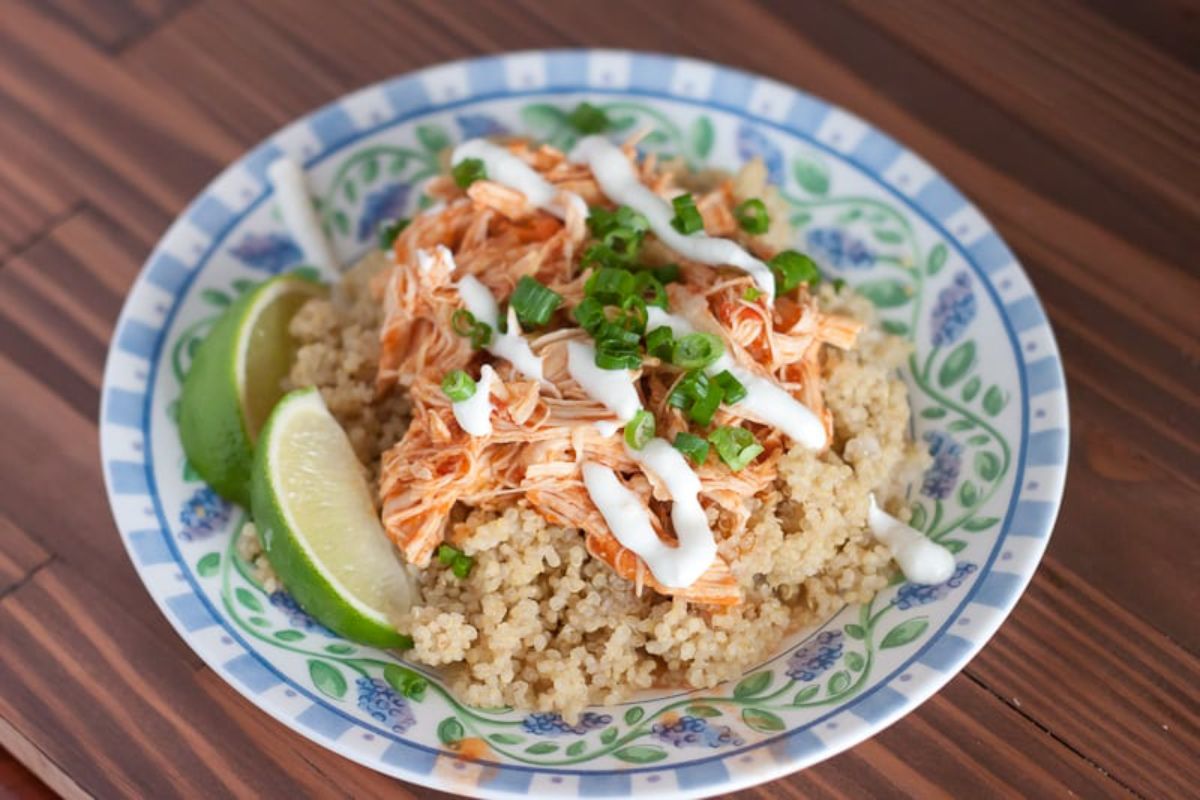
867,495,955,584
566,340,640,425
570,136,776,298
455,273,545,383
452,364,497,436
646,307,826,449
582,447,716,588
451,139,586,221
267,158,338,274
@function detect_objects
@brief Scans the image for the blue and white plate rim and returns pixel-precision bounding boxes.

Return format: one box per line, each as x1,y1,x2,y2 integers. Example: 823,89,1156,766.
99,48,1069,798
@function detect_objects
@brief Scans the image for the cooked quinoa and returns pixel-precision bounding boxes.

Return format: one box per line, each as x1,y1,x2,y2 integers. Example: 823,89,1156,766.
283,249,928,720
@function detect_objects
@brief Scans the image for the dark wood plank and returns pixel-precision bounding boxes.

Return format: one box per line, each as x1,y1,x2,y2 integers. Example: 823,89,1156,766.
0,0,242,249
0,515,50,598
34,0,194,53
0,748,58,800
967,558,1200,799
1084,0,1200,69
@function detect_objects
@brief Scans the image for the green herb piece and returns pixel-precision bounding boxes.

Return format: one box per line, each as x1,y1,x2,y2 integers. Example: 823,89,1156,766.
651,263,681,284
734,198,770,234
688,381,723,426
510,276,563,328
713,370,747,404
708,426,764,471
441,370,477,402
644,326,674,359
668,370,711,409
671,333,725,370
742,286,762,302
769,250,821,293
567,102,610,134
586,267,636,304
594,337,642,370
451,309,477,337
452,157,487,189
672,432,710,465
670,193,704,235
378,218,410,250
624,410,656,450
633,271,667,309
436,544,474,578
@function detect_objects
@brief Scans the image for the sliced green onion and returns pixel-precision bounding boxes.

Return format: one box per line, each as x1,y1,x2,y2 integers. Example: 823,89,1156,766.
672,432,710,465
594,322,641,346
436,544,474,579
708,426,764,471
645,326,674,359
452,309,477,337
452,157,487,189
713,370,747,404
581,242,625,271
470,321,493,349
378,218,410,250
633,271,667,309
832,278,847,292
742,286,762,302
671,333,724,370
734,199,770,234
688,382,723,426
769,250,822,293
594,338,642,370
651,263,681,284
451,552,474,578
567,102,610,134
668,370,711,408
510,276,563,328
572,297,605,332
619,294,648,334
624,409,656,450
670,193,704,235
586,267,636,304
441,370,477,402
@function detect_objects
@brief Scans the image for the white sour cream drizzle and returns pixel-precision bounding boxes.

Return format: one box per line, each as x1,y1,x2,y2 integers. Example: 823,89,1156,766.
451,139,587,220
452,364,497,436
566,340,640,426
867,495,955,584
267,158,339,274
569,136,776,298
454,272,545,383
582,442,717,588
646,307,826,449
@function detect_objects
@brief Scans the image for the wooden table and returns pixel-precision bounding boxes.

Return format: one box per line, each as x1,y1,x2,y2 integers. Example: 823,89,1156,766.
0,1,1196,797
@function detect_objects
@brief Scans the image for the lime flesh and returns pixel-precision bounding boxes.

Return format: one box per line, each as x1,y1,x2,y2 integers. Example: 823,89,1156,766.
250,388,415,648
179,276,324,506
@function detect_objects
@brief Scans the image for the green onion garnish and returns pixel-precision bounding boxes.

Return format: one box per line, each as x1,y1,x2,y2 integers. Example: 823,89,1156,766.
769,250,821,293
452,158,487,189
594,320,642,346
441,370,477,402
708,426,764,471
594,338,642,370
832,278,847,292
619,295,648,334
510,275,563,328
668,370,710,409
651,263,681,284
568,102,610,134
713,370,747,404
688,381,723,426
644,326,674,359
451,309,492,348
572,297,605,332
742,286,762,302
671,333,725,370
437,544,474,578
734,199,770,235
451,309,477,337
378,218,410,250
624,409,656,450
672,432,710,465
670,193,704,235
633,271,667,309
586,267,636,304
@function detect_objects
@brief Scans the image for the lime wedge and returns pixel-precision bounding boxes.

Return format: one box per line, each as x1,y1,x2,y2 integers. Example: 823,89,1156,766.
179,275,325,507
250,388,416,648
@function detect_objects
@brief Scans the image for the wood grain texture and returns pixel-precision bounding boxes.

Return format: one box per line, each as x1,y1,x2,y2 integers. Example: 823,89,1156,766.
0,0,1196,796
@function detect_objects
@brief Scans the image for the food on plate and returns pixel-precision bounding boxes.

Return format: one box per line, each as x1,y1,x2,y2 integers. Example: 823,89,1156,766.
189,118,955,718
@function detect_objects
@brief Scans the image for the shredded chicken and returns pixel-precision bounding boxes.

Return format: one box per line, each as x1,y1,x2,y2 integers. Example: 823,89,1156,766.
373,139,861,606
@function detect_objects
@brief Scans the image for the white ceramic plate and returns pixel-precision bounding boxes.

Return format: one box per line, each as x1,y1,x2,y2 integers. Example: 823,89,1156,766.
100,49,1068,798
